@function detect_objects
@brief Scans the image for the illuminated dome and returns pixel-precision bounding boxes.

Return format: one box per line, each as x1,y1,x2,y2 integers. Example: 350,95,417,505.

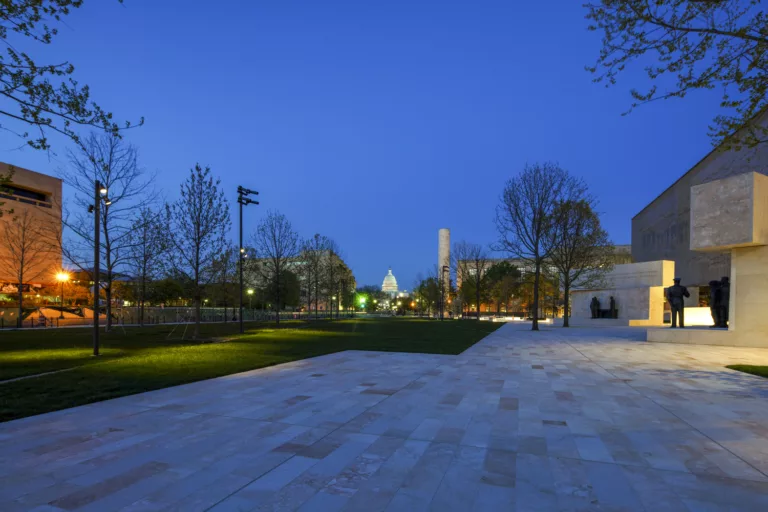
382,268,399,294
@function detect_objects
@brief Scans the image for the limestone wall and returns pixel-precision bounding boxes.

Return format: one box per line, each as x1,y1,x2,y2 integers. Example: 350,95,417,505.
571,286,666,327
599,260,674,289
631,108,768,286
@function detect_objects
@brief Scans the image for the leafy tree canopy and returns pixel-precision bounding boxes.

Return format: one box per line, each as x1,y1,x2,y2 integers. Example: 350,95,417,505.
586,0,768,148
1,0,142,151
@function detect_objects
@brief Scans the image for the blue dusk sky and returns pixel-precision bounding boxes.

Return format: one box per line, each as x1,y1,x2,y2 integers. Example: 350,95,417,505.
3,0,722,288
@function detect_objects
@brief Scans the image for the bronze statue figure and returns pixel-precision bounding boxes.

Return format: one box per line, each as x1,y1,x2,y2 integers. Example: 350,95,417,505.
666,277,690,328
718,276,730,328
609,296,616,319
708,280,721,328
590,297,599,319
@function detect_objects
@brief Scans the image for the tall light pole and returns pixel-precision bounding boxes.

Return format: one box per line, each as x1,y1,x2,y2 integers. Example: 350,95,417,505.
237,186,258,334
90,181,108,356
56,272,70,319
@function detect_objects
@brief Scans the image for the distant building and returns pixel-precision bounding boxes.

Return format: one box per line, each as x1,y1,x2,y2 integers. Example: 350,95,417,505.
0,163,62,292
381,268,399,296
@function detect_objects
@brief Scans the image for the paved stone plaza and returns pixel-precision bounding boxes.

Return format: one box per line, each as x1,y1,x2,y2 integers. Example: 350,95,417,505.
3,324,768,511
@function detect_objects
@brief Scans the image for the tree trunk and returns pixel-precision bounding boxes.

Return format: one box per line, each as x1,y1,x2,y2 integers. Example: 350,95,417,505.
275,268,280,325
194,291,201,339
105,283,112,332
532,263,541,331
140,276,146,327
476,279,481,321
563,281,570,328
17,279,23,328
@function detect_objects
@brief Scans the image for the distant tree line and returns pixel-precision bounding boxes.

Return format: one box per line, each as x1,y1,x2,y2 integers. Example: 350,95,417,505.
0,132,356,336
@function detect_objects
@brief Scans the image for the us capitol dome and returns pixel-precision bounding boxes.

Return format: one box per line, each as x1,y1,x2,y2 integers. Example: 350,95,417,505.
381,268,399,296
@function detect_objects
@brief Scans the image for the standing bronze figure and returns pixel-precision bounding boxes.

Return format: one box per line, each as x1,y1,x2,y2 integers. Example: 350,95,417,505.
590,297,600,319
609,296,617,319
718,276,730,328
666,278,690,328
708,280,721,328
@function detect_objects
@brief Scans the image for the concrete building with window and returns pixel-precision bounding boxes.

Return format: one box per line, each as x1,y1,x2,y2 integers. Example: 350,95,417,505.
0,162,63,291
631,108,768,303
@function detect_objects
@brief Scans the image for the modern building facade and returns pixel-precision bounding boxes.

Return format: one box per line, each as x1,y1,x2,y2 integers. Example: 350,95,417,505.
0,163,62,290
632,109,768,294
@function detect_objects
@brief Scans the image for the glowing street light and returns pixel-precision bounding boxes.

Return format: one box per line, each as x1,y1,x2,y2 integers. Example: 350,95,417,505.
247,288,254,309
56,271,70,319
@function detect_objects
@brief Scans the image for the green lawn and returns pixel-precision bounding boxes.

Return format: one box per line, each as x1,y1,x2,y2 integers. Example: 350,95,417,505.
726,365,768,379
0,318,502,422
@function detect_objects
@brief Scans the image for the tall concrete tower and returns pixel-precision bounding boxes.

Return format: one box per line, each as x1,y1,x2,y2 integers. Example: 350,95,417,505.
438,228,450,273
438,229,450,316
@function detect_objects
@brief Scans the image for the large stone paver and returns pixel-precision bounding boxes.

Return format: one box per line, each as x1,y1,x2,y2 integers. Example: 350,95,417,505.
3,324,768,511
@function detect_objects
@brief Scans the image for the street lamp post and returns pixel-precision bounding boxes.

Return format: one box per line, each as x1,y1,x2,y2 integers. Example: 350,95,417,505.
56,272,70,319
237,186,259,334
91,181,108,356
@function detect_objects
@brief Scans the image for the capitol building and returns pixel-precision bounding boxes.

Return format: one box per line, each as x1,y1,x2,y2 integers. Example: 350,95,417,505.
381,268,402,297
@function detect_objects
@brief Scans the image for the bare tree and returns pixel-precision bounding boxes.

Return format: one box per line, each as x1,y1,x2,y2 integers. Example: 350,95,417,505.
452,241,492,318
251,210,299,325
210,244,238,321
322,238,343,320
59,132,156,330
495,162,586,331
167,164,231,338
126,207,168,326
545,199,615,327
424,265,443,317
1,210,58,327
299,235,324,317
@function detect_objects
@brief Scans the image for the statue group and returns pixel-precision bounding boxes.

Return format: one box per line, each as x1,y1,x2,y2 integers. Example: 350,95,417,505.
708,276,730,328
665,276,730,329
589,296,618,319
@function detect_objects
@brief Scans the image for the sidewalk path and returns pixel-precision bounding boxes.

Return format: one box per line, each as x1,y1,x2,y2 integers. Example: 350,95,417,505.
2,324,768,511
